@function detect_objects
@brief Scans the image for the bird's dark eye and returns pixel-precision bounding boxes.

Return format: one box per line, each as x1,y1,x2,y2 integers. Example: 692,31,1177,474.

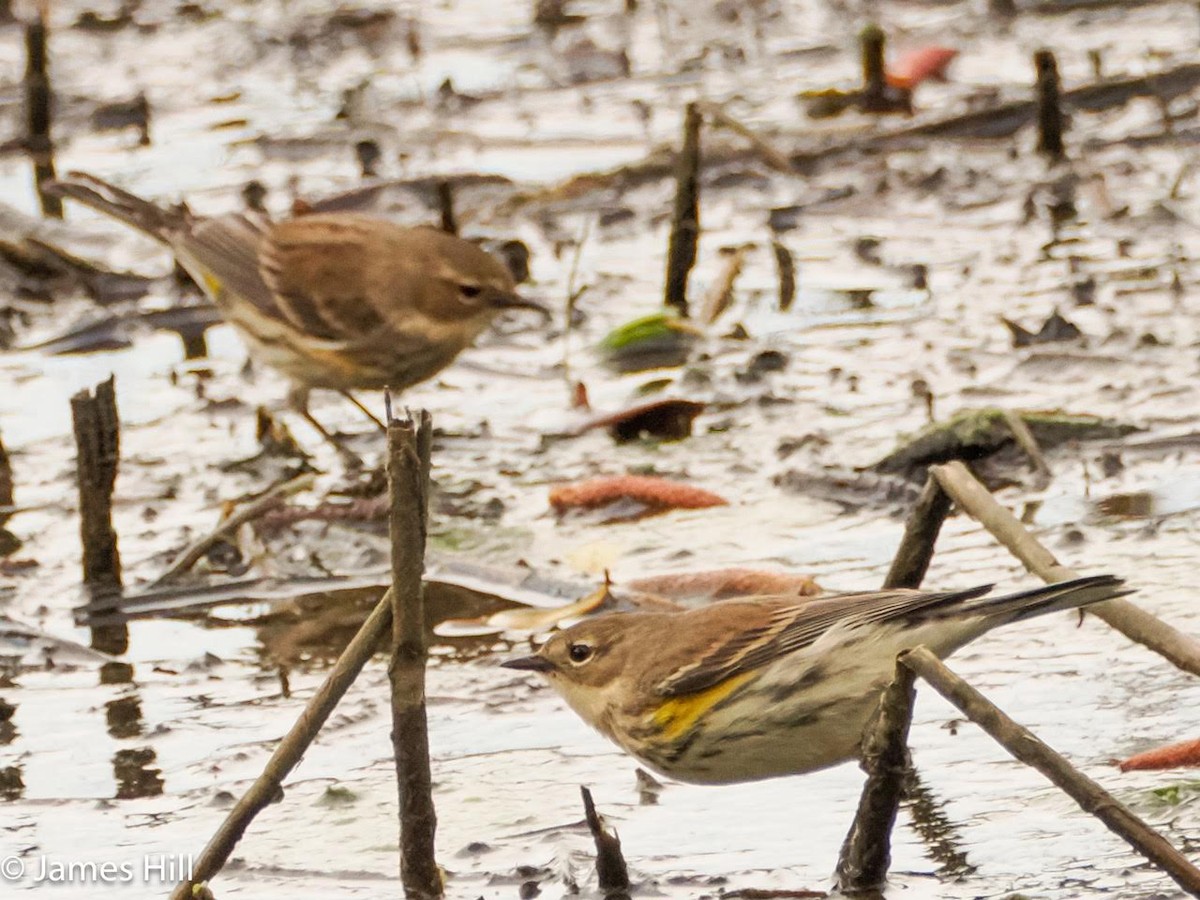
567,642,593,664
458,284,483,299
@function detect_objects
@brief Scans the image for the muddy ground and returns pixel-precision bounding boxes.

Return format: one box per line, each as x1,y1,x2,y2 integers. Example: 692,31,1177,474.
0,0,1199,897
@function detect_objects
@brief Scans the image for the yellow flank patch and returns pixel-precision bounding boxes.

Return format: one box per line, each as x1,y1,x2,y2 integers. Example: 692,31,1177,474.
652,671,756,742
201,272,223,298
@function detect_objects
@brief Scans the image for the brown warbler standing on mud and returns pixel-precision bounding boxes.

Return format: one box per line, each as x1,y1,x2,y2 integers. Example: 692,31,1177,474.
503,575,1129,784
47,172,547,452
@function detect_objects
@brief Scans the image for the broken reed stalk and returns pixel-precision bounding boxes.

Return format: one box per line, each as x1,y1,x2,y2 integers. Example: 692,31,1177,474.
580,786,632,899
25,11,61,219
859,24,888,112
882,474,953,590
663,102,702,317
999,408,1049,476
71,377,121,591
168,589,396,900
0,429,12,528
436,180,457,235
386,410,442,899
771,239,796,312
151,472,317,586
929,460,1200,677
834,661,916,892
900,646,1200,897
1034,49,1066,161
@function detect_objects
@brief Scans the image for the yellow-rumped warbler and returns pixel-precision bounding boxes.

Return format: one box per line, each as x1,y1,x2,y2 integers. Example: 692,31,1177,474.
47,172,546,442
502,575,1128,784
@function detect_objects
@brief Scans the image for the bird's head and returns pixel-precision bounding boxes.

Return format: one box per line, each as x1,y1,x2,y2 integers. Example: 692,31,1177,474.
501,615,640,729
418,229,549,327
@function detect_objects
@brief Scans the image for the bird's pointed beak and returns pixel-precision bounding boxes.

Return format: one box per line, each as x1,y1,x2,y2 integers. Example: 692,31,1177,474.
491,291,552,323
500,654,556,673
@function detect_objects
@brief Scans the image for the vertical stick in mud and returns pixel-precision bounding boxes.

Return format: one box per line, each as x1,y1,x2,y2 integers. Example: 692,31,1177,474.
771,239,796,312
859,24,888,112
834,661,916,892
387,410,441,898
1034,49,1066,161
435,180,458,236
71,376,126,654
71,377,122,590
24,10,61,219
664,102,701,317
0,429,13,530
883,474,952,590
581,786,631,898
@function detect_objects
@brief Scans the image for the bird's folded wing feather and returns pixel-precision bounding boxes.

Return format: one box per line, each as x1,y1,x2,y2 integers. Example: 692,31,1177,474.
177,214,281,320
657,585,993,697
255,215,395,342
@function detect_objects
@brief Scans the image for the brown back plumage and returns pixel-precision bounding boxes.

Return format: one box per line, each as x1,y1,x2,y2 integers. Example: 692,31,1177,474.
45,172,541,393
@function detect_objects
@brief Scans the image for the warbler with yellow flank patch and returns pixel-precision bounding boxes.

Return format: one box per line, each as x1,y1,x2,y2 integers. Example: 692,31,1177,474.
502,575,1129,785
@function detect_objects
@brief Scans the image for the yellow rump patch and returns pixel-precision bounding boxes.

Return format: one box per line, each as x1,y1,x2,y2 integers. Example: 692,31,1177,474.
652,671,756,742
201,272,223,298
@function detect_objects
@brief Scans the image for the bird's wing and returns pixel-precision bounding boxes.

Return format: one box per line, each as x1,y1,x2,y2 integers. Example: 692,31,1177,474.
253,215,398,342
656,585,994,697
176,214,281,320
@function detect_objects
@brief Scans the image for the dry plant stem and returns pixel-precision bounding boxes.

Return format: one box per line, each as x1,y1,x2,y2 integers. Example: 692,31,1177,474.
561,216,593,390
882,474,952,590
387,411,441,899
0,429,13,528
436,180,457,235
901,646,1200,897
25,13,61,219
71,376,121,590
664,102,701,317
699,246,747,324
929,461,1200,677
835,661,916,892
698,100,793,173
580,786,632,898
1035,49,1066,160
999,409,1050,475
771,239,796,312
168,588,395,900
152,472,317,585
859,24,887,111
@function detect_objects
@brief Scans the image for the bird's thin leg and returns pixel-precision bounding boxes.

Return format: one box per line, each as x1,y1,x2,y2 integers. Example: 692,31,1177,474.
339,390,387,432
287,384,363,469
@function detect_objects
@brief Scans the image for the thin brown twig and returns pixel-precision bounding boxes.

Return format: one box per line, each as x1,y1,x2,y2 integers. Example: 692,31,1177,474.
929,460,1200,677
168,588,395,899
999,409,1050,476
152,473,317,585
901,646,1200,897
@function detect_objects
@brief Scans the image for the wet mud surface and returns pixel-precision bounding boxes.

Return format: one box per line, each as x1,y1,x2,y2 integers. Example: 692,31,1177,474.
1,0,1199,897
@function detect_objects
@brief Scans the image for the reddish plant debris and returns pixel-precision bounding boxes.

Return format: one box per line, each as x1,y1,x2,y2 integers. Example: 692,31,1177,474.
549,476,728,515
887,46,958,90
572,380,592,411
1118,737,1200,772
627,567,822,602
569,398,706,443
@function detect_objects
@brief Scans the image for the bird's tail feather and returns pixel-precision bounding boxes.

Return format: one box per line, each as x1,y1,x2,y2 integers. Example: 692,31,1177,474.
44,171,187,243
958,574,1130,624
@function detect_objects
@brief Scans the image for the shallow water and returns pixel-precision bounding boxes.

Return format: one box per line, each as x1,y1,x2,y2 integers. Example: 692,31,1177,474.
1,0,1199,897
